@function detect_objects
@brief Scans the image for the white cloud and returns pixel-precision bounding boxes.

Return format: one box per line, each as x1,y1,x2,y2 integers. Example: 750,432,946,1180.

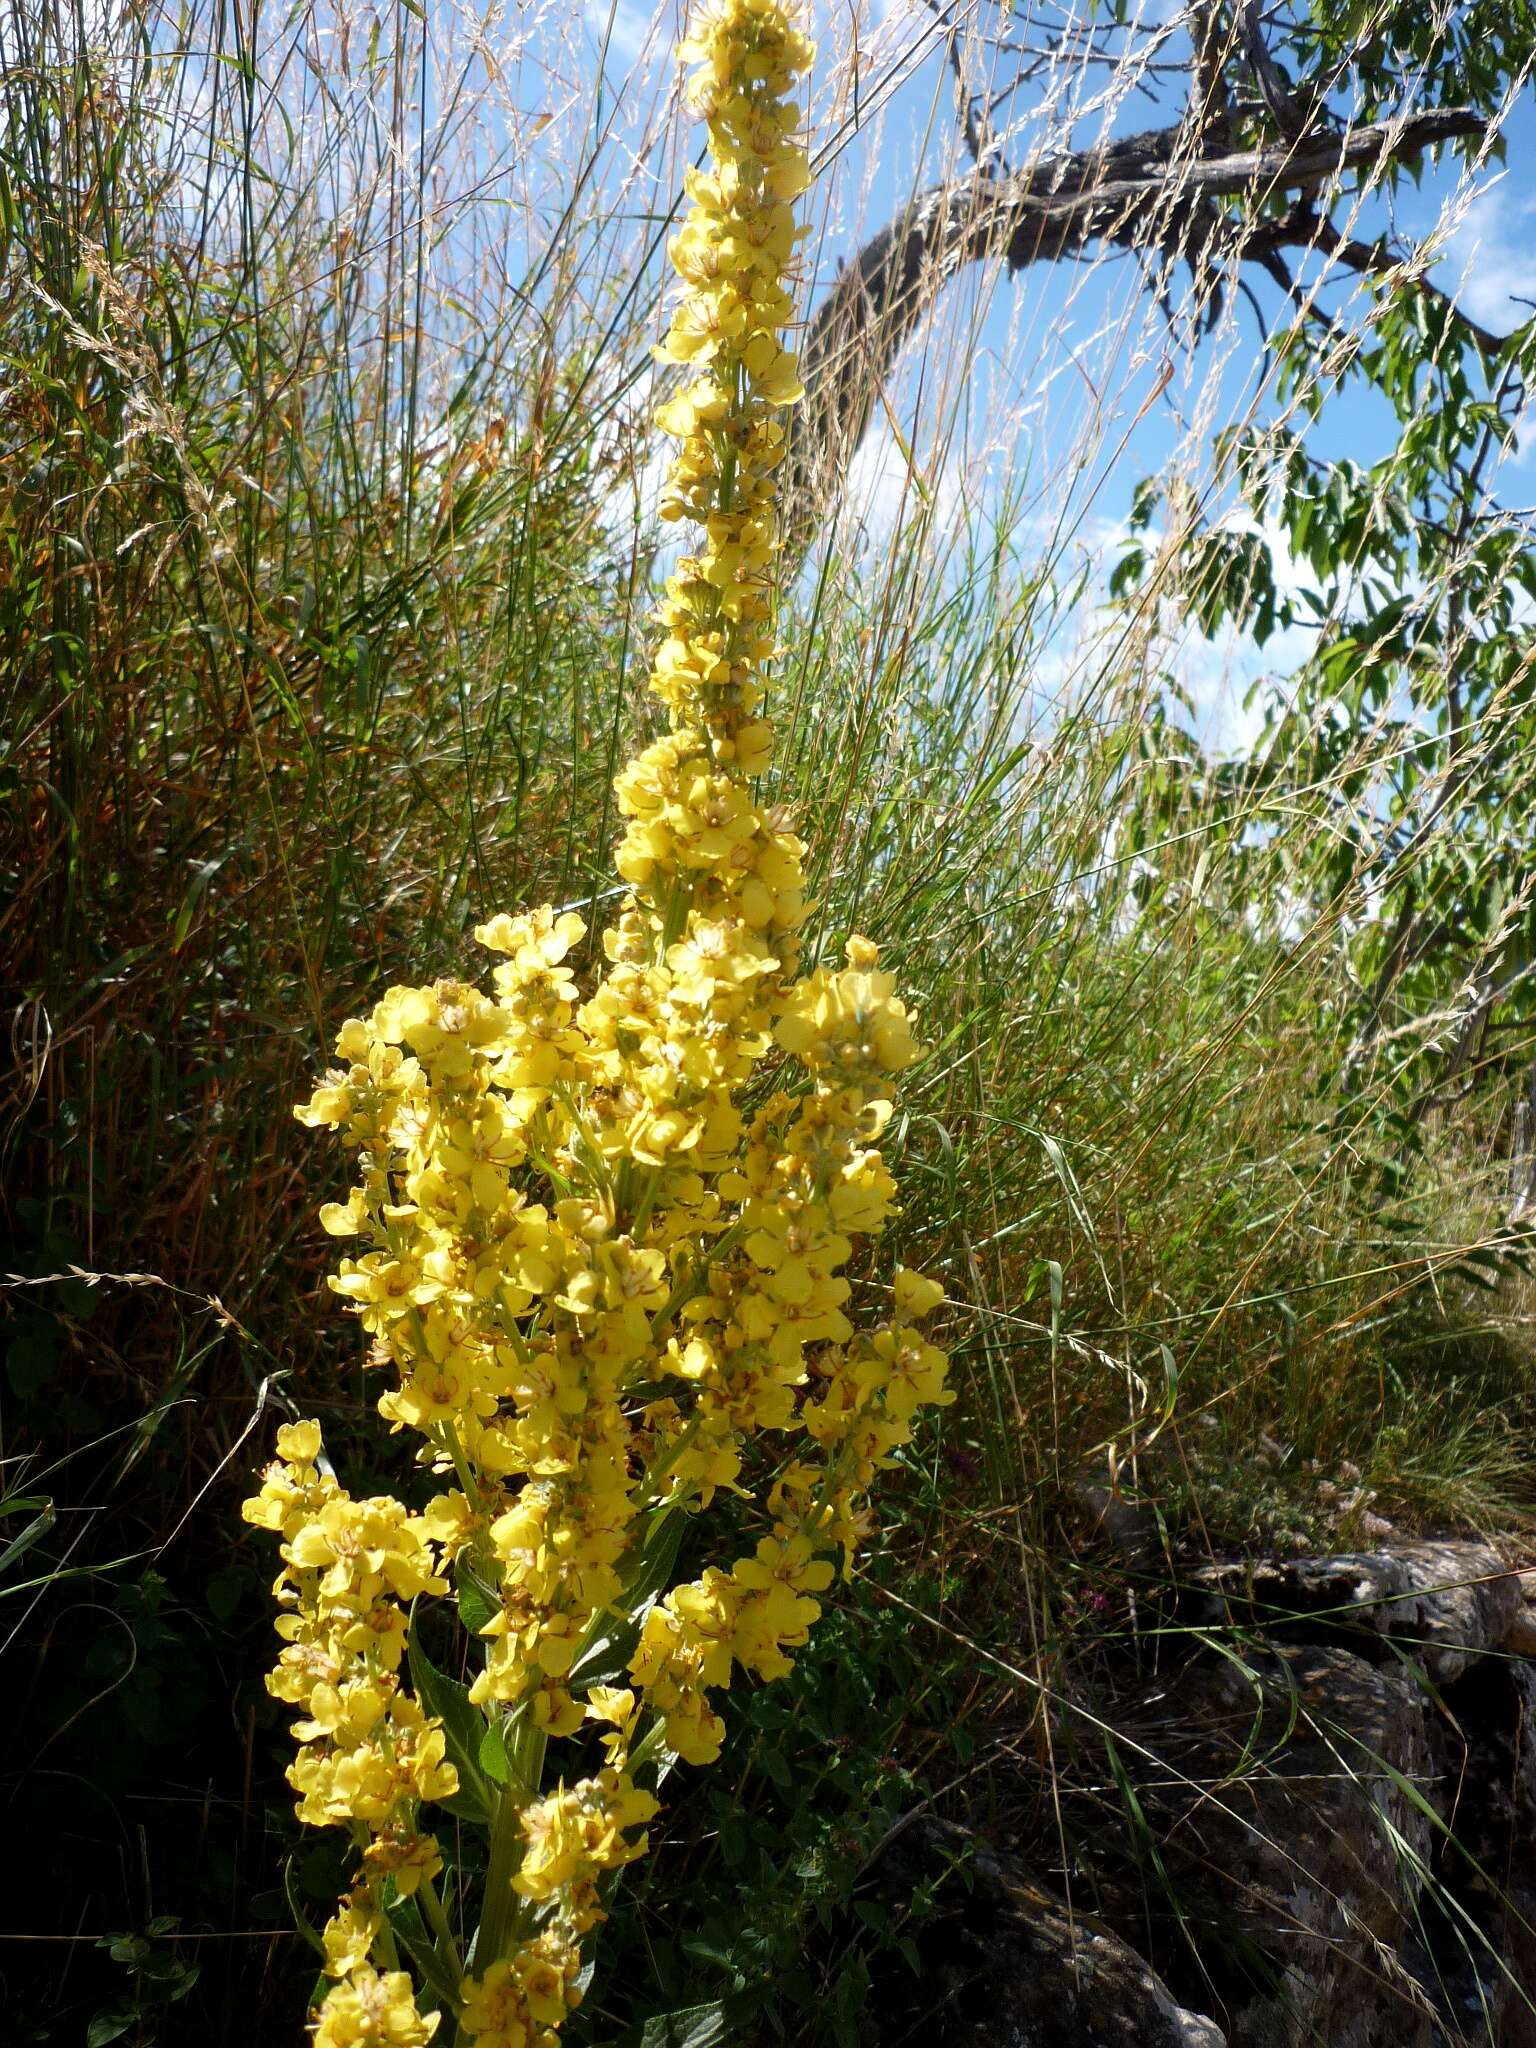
835,424,967,549
1444,185,1536,332
1020,508,1323,757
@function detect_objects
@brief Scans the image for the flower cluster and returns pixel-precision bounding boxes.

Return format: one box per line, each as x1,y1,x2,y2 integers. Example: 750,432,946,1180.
243,1423,454,2046
249,4,952,2042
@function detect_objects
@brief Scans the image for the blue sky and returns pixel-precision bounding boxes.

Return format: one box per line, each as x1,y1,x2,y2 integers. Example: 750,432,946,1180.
34,0,1532,757
528,0,1536,743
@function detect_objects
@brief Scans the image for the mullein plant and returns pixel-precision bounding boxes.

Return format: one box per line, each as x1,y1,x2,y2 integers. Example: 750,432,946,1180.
244,3,952,2041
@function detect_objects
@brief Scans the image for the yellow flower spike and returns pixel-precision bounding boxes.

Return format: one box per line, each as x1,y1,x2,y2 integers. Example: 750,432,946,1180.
258,3,954,2038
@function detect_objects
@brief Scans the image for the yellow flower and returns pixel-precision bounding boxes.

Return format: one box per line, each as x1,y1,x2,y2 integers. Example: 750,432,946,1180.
361,1829,444,1899
583,1685,640,1766
893,1265,945,1320
311,1968,438,2048
774,941,917,1077
458,1936,580,2048
320,1895,382,1979
514,1771,659,1912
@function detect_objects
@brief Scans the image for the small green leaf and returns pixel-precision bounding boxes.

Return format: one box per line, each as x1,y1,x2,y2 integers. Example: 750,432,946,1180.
407,1622,491,1824
479,1717,511,1785
639,2001,728,2048
6,1323,59,1397
285,1859,328,1961
206,1569,244,1622
456,1567,497,1634
756,1747,792,1790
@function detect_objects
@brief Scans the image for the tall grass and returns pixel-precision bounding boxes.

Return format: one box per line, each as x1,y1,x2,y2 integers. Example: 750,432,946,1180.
775,515,1529,1538
2,0,1533,2037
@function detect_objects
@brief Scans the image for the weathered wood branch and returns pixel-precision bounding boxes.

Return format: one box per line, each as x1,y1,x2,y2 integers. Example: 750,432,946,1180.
787,104,1485,543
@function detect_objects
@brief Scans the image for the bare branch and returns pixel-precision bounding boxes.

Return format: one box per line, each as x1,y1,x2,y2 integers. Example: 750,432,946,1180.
788,104,1487,542
1241,0,1308,140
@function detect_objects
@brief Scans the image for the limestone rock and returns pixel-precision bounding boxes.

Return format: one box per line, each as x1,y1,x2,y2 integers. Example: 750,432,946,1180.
1189,1541,1520,1682
865,1816,1226,2047
1145,1644,1437,2048
1072,1483,1163,1563
859,1538,1536,2048
1413,1657,1536,2045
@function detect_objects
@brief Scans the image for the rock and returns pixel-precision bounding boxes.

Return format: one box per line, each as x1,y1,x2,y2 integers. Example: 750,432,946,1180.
865,1815,1227,2047
1390,1543,1522,1681
1072,1483,1163,1562
1144,1644,1437,2048
1412,1658,1536,2045
867,1537,1536,2048
1189,1541,1520,1682
1410,1879,1536,2048
1494,1885,1536,2048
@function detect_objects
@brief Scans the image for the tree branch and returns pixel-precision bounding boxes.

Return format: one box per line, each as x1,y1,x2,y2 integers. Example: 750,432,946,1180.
1241,0,1308,140
787,104,1487,542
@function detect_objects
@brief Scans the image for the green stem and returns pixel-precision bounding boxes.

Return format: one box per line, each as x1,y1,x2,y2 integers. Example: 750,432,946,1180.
628,1435,698,1516
473,1783,526,1974
628,1714,669,1774
437,1417,484,1511
419,1871,464,1986
472,1721,547,1972
510,1718,548,1807
646,1215,746,1342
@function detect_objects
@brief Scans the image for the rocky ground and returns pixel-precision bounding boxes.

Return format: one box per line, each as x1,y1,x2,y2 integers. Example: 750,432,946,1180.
862,1539,1536,2047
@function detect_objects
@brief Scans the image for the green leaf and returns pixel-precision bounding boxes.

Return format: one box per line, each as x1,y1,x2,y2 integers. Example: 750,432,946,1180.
568,1506,686,1690
479,1717,511,1786
87,2011,134,2048
756,1746,792,1790
6,1322,59,1397
205,1569,244,1622
284,1859,328,1962
407,1622,491,1825
456,1565,497,1634
0,1501,54,1577
639,2002,728,2048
